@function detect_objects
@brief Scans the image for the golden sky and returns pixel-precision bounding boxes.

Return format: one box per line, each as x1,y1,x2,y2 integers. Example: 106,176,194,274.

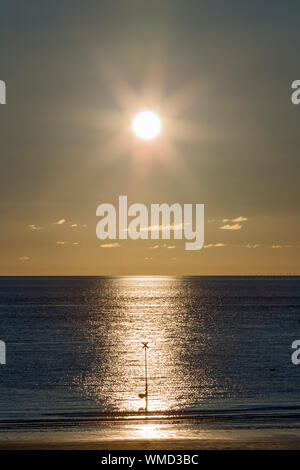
0,1,299,275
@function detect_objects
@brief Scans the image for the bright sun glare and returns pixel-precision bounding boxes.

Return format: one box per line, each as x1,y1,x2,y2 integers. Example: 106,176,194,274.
132,111,162,141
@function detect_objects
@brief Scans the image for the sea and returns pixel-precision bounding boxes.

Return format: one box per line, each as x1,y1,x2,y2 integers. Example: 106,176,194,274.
0,276,300,442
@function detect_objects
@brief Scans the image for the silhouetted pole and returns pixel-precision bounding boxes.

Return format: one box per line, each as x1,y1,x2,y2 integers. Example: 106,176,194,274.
142,342,149,412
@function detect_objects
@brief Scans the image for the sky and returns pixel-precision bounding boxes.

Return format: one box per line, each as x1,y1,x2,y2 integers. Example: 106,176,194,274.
0,0,299,275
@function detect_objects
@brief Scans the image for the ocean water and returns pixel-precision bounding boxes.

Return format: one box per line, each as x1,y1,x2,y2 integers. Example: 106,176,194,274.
0,276,300,441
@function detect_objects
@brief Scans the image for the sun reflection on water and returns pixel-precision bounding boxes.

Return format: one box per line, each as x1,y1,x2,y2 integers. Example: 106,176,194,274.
130,422,169,440
72,276,220,414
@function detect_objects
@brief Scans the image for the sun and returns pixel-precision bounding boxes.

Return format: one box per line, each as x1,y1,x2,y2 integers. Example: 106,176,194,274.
132,110,162,141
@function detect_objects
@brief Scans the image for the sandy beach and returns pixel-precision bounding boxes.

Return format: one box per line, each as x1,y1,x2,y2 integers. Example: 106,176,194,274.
1,439,300,450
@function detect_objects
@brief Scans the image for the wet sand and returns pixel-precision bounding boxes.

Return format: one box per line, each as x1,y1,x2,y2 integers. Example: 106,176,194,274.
1,439,300,450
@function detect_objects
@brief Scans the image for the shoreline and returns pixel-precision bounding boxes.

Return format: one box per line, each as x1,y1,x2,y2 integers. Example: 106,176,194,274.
1,438,300,450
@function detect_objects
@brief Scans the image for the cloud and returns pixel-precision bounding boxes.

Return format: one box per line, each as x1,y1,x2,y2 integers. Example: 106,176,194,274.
270,244,293,249
144,256,153,261
222,216,248,224
53,218,66,225
241,243,260,248
167,245,176,249
69,223,87,229
232,216,248,222
124,222,190,234
219,223,242,230
19,256,30,261
100,242,121,248
28,224,43,231
148,222,189,231
149,244,160,250
56,240,79,246
204,243,227,248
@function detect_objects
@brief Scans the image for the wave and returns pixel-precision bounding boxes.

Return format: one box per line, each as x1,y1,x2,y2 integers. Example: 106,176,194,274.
1,405,300,431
